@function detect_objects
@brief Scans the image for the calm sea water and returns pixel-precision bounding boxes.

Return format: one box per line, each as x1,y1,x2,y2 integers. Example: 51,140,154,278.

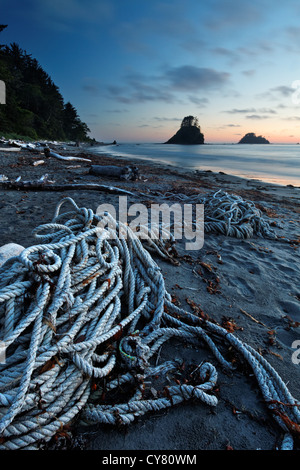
92,143,300,187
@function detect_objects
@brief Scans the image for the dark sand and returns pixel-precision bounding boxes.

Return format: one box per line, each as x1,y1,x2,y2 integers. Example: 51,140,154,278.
0,143,300,451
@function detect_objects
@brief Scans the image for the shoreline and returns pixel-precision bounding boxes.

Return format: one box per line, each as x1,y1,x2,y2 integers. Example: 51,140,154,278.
90,142,300,189
0,142,300,450
86,144,300,208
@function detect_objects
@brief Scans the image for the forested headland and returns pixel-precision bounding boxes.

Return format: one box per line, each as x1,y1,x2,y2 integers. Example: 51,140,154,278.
0,25,91,142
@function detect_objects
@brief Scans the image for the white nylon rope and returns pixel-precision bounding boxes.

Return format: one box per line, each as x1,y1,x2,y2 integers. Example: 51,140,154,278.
147,189,279,240
0,196,298,450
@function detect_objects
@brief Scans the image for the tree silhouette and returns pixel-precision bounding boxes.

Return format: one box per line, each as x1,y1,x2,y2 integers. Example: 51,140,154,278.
0,27,91,141
165,115,204,144
180,115,201,130
63,102,90,142
238,133,270,144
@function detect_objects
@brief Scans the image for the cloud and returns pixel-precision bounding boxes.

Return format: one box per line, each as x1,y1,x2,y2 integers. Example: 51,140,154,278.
286,26,300,41
107,81,176,104
106,65,229,105
188,96,209,106
242,69,256,77
105,109,129,114
153,117,182,122
211,47,241,64
237,47,259,58
82,85,99,95
258,40,274,53
258,108,277,114
81,77,102,96
224,107,276,115
283,116,300,121
246,114,270,120
270,86,294,97
180,39,208,54
237,40,276,60
127,80,176,104
216,123,242,130
256,85,294,102
164,66,230,91
225,108,256,114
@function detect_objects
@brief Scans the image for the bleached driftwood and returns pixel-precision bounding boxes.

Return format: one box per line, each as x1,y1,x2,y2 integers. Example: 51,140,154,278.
89,164,139,181
44,147,91,163
0,147,21,152
0,179,135,196
11,142,37,150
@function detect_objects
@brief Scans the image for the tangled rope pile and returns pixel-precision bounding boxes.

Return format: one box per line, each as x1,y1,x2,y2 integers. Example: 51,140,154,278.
158,189,278,239
0,197,299,450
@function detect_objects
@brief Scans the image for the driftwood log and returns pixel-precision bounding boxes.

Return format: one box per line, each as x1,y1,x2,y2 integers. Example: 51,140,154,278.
0,147,21,152
89,164,139,181
44,147,91,163
0,179,135,196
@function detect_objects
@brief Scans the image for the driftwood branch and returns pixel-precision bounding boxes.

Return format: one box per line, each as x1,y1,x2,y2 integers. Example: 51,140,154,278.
44,147,92,163
0,180,136,196
0,147,21,152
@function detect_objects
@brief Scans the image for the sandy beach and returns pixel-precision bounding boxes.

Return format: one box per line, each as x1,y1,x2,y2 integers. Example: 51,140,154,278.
0,142,299,451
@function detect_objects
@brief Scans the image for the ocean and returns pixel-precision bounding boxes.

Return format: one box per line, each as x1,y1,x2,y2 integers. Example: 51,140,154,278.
92,143,300,187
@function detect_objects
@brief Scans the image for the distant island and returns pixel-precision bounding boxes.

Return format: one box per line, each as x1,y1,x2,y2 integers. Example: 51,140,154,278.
238,133,270,144
165,116,205,144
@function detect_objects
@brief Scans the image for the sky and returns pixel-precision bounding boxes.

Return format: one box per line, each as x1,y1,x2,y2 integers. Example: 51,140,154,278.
1,0,300,143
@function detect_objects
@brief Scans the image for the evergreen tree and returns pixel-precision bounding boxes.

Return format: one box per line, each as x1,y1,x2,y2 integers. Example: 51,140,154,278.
180,115,201,130
0,26,91,141
63,102,90,142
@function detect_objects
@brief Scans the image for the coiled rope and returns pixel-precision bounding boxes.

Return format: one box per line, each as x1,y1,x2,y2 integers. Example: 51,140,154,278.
153,189,278,240
0,197,298,450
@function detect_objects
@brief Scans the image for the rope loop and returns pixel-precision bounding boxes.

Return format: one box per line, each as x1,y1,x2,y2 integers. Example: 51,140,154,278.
0,196,298,450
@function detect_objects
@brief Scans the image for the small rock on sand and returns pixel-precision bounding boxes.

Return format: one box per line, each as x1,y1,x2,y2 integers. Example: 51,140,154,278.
0,243,25,267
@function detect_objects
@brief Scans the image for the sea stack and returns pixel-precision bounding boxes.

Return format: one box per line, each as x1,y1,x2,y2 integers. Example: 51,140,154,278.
238,132,270,144
165,116,205,144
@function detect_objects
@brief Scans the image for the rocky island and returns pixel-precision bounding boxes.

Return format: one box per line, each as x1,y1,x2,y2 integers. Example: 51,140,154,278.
238,132,270,144
165,115,205,144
